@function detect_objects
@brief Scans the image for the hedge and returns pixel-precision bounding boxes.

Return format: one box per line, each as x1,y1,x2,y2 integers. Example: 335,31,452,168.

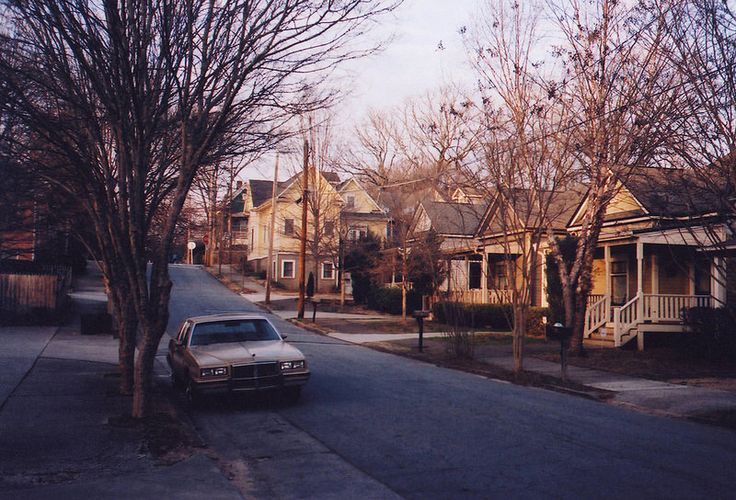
366,286,422,315
432,301,549,336
681,307,736,359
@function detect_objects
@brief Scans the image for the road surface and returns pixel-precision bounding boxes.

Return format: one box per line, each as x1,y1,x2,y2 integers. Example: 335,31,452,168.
165,265,736,499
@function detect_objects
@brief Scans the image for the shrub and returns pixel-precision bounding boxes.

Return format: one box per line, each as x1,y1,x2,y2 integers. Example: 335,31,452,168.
527,307,550,337
682,307,736,359
364,286,422,315
432,301,549,335
432,302,513,330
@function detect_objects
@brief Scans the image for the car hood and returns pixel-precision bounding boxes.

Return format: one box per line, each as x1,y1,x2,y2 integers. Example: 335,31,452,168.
189,340,305,367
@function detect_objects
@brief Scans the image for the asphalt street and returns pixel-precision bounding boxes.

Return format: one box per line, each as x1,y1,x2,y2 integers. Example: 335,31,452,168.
167,265,736,499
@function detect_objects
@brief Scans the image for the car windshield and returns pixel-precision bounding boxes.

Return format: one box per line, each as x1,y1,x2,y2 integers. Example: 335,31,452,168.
189,319,281,346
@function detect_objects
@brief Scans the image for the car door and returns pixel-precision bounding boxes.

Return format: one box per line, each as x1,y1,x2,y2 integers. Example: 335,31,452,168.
170,322,192,379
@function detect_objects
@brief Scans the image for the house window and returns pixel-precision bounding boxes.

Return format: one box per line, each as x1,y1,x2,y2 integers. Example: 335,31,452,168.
282,260,295,279
694,257,711,295
348,225,367,241
346,195,355,209
322,262,334,280
492,261,509,290
284,219,294,235
324,221,334,237
611,260,628,306
468,258,482,290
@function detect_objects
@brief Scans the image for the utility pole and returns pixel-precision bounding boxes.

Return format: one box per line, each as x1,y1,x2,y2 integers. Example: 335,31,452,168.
265,154,279,305
297,137,309,319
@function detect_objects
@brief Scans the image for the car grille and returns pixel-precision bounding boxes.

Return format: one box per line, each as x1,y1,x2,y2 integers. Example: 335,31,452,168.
232,362,279,379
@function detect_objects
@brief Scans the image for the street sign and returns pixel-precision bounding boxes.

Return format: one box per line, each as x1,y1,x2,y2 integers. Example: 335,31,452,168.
187,241,196,250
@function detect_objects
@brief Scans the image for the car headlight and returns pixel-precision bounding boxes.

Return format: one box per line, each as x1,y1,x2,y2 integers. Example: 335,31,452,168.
280,360,306,371
200,366,228,377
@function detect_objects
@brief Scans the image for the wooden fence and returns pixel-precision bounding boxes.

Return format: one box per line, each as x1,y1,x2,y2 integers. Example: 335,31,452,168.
0,264,71,315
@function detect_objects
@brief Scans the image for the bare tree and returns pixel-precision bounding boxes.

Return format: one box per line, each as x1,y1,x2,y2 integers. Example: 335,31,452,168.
541,0,674,354
467,0,574,372
0,0,400,418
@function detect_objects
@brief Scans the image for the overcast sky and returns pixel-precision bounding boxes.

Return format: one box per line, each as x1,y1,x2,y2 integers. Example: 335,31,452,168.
245,0,479,180
339,0,477,117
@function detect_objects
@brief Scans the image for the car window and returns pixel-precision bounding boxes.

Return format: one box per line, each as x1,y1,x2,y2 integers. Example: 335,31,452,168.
177,322,189,342
189,319,281,346
182,324,192,345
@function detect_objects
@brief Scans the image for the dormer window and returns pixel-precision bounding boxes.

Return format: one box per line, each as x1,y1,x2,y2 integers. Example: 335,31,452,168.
346,195,355,209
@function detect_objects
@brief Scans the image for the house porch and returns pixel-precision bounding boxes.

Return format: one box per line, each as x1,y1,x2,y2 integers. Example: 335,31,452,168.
584,239,727,349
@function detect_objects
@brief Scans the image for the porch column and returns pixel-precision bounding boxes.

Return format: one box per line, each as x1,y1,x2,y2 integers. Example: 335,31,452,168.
540,250,548,307
636,241,644,320
712,256,727,306
481,252,489,304
604,245,611,297
651,252,659,319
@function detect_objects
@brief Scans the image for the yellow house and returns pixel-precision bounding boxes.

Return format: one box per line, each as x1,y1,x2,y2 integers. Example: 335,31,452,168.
246,169,388,293
575,167,732,349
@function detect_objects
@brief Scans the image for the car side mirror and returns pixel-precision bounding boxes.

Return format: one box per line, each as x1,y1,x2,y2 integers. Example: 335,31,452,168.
281,334,288,340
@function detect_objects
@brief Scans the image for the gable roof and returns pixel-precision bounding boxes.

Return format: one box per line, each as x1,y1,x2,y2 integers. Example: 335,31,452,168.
479,187,584,236
620,166,731,217
418,200,488,236
249,179,278,208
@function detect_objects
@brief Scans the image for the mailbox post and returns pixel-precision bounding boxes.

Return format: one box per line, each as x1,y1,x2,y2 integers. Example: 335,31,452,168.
309,298,321,323
546,322,573,382
413,310,430,351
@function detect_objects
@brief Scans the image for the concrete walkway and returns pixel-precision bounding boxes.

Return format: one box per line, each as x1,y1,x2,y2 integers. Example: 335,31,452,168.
0,264,241,499
479,346,736,419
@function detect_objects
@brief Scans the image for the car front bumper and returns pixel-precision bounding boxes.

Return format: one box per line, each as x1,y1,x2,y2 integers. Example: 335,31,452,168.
191,370,310,395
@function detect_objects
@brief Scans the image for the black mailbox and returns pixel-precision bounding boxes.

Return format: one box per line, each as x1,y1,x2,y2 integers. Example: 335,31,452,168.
546,322,572,342
413,310,431,352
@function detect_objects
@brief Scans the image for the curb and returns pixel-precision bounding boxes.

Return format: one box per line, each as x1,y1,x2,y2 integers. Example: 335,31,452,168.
287,318,333,337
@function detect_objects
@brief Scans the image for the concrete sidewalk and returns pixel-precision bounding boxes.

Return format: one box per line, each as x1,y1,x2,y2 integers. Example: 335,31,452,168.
0,265,241,499
477,345,736,419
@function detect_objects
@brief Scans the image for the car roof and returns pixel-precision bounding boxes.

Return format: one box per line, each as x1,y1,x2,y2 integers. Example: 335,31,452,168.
185,313,273,325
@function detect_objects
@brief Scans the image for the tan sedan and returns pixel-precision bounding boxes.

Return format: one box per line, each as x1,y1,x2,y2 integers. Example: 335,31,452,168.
167,314,310,404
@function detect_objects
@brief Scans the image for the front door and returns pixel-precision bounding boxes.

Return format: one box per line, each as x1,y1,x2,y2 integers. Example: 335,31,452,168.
611,261,628,306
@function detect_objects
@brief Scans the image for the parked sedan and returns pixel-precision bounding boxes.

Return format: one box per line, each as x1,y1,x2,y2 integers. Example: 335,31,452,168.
167,314,310,404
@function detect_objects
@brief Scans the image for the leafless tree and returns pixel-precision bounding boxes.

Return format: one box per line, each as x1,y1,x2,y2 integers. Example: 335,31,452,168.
0,0,400,418
541,0,674,354
466,0,576,372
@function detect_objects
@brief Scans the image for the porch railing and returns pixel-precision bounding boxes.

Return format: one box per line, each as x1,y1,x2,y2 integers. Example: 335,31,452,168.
642,294,712,322
442,288,512,305
584,295,610,338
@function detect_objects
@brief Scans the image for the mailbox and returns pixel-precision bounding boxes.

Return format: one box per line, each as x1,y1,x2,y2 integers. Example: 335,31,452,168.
413,310,431,351
546,322,572,342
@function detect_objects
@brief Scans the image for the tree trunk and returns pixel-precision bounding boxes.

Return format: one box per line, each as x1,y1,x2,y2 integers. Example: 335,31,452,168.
512,303,526,374
117,300,138,395
131,333,158,419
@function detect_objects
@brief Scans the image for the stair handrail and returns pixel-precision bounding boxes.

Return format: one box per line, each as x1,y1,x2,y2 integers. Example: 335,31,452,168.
584,294,610,338
614,294,640,347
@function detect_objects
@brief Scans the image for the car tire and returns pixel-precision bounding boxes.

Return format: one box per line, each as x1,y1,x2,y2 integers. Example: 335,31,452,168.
283,386,301,404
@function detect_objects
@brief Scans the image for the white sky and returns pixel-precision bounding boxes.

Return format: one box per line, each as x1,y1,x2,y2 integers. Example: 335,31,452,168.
244,0,479,181
338,0,477,118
